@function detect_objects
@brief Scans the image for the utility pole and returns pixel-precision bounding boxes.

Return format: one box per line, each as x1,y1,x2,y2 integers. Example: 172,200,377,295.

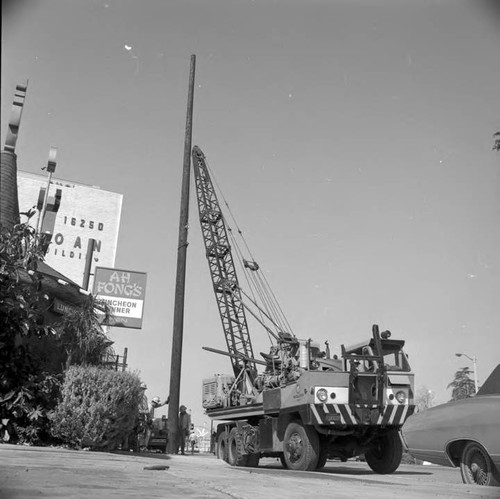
167,54,196,454
82,238,96,290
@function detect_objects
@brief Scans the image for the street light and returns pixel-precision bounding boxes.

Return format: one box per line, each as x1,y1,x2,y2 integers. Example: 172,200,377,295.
455,353,478,394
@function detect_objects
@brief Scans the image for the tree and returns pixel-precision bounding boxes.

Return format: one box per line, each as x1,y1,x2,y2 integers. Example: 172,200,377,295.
447,367,475,401
415,386,435,413
494,132,500,152
55,295,114,369
1,220,59,443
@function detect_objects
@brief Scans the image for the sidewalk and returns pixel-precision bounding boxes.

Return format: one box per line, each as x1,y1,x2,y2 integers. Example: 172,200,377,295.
0,444,228,499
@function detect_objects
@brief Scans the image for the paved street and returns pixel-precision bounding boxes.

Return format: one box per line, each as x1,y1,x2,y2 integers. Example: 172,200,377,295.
1,444,499,499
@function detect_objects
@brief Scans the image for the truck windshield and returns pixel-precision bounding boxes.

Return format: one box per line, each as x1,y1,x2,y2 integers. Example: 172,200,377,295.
382,347,411,372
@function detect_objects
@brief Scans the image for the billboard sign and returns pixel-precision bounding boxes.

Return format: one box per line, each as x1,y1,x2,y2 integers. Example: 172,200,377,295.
93,267,147,329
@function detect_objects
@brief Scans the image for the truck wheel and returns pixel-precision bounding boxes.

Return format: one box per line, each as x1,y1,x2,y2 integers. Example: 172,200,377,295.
365,430,402,474
283,421,319,471
228,427,248,467
279,454,288,469
460,442,500,486
217,431,228,462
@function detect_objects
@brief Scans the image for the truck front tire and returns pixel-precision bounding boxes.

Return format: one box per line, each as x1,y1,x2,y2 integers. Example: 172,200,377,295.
283,421,319,471
365,429,402,474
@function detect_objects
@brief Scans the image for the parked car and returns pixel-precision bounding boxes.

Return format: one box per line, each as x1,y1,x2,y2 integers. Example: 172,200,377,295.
402,364,500,486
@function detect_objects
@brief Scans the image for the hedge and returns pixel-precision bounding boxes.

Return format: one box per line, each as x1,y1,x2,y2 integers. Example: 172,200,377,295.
51,366,142,450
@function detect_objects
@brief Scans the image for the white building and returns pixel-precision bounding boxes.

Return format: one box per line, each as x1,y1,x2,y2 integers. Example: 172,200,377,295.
17,170,123,289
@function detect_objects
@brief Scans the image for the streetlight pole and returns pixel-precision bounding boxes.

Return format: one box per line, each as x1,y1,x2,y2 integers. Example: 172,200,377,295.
455,353,478,394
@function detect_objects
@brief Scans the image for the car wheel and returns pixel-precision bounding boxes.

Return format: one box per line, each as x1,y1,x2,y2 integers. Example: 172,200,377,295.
365,430,402,474
283,421,319,471
460,442,500,487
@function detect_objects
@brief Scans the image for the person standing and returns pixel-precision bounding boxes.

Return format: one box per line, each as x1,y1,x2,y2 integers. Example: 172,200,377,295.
178,405,191,455
137,383,169,451
189,429,197,454
123,382,149,451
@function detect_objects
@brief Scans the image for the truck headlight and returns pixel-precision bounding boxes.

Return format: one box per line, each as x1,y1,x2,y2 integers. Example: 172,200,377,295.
316,388,328,402
395,391,407,404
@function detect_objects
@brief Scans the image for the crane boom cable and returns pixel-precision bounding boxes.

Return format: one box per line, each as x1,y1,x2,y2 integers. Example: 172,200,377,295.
225,225,275,344
229,225,291,338
228,227,283,338
207,158,291,335
253,272,287,333
255,272,295,336
239,287,288,339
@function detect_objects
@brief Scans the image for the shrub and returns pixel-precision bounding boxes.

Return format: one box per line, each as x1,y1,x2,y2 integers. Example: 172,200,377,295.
51,366,142,450
0,372,61,445
401,450,417,465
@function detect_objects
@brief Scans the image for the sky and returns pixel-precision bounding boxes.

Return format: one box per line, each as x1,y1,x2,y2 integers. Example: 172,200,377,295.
2,0,499,427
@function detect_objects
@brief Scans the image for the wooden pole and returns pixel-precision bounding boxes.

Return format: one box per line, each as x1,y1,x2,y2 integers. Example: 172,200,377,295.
167,55,196,453
82,238,96,290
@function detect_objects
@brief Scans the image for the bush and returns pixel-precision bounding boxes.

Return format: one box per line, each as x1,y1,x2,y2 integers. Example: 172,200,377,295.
51,366,142,450
0,372,61,445
401,450,417,465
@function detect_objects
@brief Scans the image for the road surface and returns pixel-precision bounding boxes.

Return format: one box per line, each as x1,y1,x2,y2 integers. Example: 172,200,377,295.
0,445,498,498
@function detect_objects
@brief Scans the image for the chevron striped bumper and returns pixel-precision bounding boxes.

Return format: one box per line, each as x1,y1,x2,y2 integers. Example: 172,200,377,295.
309,403,415,427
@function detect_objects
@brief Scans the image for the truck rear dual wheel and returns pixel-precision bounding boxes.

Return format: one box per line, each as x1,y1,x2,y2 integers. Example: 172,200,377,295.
227,428,260,467
217,431,228,462
283,421,319,471
365,429,402,474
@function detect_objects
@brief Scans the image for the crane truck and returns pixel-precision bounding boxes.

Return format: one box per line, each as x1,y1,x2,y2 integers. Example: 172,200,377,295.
192,145,415,472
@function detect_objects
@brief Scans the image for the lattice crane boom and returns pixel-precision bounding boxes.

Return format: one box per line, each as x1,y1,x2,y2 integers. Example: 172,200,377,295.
191,145,256,377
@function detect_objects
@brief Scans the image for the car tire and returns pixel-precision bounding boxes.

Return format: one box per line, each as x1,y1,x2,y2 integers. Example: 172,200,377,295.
283,421,319,471
460,442,500,487
365,430,403,474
